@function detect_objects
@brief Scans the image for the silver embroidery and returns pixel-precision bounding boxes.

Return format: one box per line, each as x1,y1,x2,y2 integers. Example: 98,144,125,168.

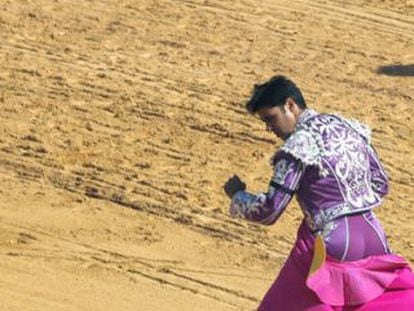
283,111,381,232
320,221,339,242
281,129,329,177
313,116,378,209
308,202,351,231
268,159,296,197
305,200,383,233
272,159,290,184
279,110,329,177
339,116,372,144
230,191,266,219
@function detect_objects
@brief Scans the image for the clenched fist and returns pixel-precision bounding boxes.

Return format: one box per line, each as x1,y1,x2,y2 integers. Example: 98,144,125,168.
223,175,246,199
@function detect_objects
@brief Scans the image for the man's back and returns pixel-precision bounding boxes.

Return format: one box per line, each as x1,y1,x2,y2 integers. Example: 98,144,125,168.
283,110,388,233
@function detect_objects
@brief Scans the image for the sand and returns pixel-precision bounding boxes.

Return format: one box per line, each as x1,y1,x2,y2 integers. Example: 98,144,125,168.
0,0,413,310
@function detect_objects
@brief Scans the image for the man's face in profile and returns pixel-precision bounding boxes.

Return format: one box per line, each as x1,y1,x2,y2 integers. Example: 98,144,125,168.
257,98,300,141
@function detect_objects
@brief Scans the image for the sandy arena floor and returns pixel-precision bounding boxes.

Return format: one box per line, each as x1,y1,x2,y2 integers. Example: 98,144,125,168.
0,0,413,310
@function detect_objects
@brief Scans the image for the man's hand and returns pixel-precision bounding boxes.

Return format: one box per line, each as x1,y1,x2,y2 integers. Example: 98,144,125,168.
223,175,246,199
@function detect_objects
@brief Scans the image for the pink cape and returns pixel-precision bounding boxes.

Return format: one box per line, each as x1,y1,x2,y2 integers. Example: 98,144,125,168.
258,221,414,310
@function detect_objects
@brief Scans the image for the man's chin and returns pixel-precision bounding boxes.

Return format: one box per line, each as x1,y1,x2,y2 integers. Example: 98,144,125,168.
277,133,291,141
271,130,290,141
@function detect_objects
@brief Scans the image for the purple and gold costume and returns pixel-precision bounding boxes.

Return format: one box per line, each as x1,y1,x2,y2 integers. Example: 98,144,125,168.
230,109,414,310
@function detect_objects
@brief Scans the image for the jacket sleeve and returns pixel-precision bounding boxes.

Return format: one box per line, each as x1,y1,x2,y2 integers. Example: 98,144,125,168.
367,144,389,197
229,152,304,225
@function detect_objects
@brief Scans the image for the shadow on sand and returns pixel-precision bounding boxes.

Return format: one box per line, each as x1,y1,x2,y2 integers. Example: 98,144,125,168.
377,64,414,77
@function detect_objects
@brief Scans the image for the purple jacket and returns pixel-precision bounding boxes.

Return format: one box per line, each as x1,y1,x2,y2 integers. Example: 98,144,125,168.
230,109,389,233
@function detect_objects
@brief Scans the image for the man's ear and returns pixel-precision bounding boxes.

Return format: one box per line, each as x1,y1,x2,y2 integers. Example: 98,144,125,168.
285,97,297,113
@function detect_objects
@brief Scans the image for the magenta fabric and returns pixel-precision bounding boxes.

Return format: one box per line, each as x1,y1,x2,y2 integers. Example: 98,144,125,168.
307,255,408,306
258,221,414,310
358,268,414,310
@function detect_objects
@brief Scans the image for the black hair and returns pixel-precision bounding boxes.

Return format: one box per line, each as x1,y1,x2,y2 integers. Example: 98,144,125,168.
246,75,307,114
